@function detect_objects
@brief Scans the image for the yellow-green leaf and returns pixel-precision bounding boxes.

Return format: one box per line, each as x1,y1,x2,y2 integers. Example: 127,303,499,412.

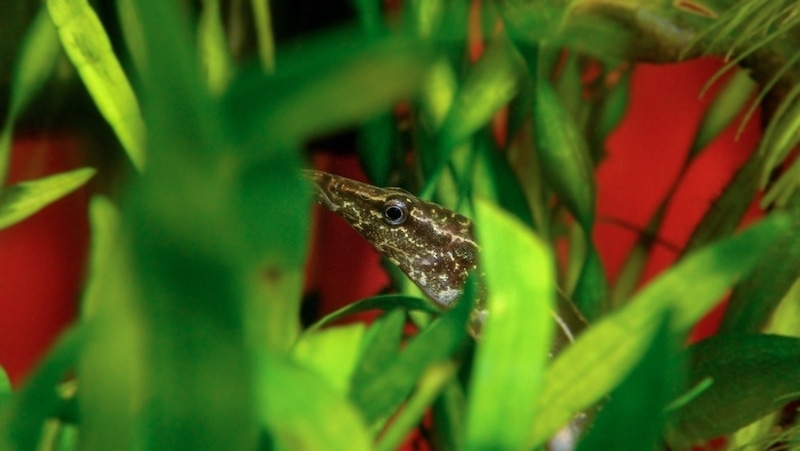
46,0,146,170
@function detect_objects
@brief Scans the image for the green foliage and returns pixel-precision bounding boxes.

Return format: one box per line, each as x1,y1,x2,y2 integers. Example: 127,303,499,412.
1,1,799,450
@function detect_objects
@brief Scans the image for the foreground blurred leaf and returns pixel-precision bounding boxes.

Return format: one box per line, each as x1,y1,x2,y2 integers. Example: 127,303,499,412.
350,281,473,426
0,167,94,231
305,295,440,334
0,7,61,185
527,214,790,448
124,0,259,448
293,324,365,395
667,334,800,447
198,0,233,93
257,352,371,450
0,327,82,451
46,0,146,170
465,200,553,450
224,31,435,150
576,317,682,451
350,309,407,397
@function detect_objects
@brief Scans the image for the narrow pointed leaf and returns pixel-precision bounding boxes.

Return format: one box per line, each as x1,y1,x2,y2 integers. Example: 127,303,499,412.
465,200,553,450
527,214,790,448
0,7,61,185
46,0,146,170
533,77,596,231
667,334,800,447
0,167,94,230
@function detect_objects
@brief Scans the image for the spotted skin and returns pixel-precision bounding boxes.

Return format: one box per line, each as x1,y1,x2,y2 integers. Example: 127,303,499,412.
305,169,479,309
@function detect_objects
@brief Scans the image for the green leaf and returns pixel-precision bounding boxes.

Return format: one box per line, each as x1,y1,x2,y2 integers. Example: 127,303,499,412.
0,167,95,231
533,75,596,231
690,70,756,159
438,35,524,150
683,154,762,256
349,309,407,394
0,7,61,185
224,31,435,150
527,214,790,448
0,327,83,451
465,200,554,450
256,352,371,450
304,295,440,334
198,0,233,94
46,0,146,171
293,324,366,395
250,0,276,72
349,281,473,426
667,334,800,447
720,192,800,333
576,316,683,451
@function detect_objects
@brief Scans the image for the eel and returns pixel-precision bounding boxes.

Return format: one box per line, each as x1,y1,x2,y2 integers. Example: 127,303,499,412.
305,169,590,450
304,169,586,353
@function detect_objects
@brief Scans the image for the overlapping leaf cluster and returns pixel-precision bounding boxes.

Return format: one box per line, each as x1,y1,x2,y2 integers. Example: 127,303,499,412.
0,1,799,450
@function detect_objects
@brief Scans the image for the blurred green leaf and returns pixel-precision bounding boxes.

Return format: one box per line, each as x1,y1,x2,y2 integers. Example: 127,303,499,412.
0,167,94,231
80,196,120,318
0,327,82,451
572,247,609,321
593,68,631,155
683,153,762,256
432,380,467,451
527,214,790,448
465,200,553,450
358,114,395,186
256,352,371,450
721,192,800,333
198,0,233,94
350,281,473,426
667,334,800,447
224,31,435,150
690,70,756,159
376,362,457,451
0,7,61,185
533,75,595,231
250,0,276,72
577,316,683,451
46,0,146,171
293,324,366,395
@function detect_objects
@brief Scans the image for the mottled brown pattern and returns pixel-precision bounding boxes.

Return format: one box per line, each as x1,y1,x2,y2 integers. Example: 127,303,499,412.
305,170,479,308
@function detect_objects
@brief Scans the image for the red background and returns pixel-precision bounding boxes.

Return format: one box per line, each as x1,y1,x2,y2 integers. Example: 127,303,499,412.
0,58,760,386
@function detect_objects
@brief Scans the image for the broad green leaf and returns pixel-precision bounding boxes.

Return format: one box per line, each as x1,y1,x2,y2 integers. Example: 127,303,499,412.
667,334,800,447
576,316,683,451
527,214,790,448
224,32,435,151
46,0,146,171
0,167,94,231
349,280,473,426
533,76,595,231
0,7,61,185
198,0,233,94
256,352,371,451
720,192,800,333
124,1,259,448
349,309,406,394
292,324,365,395
465,200,553,450
0,327,83,451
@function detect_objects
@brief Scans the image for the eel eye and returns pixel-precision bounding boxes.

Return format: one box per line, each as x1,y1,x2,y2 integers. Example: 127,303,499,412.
383,199,408,225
